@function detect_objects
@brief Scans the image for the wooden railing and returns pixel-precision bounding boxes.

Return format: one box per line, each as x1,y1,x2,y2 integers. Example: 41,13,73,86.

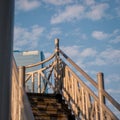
59,48,120,120
60,60,119,120
11,58,34,120
25,53,56,93
12,39,120,120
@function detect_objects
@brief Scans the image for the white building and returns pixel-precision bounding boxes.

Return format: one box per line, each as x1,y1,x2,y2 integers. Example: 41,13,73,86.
13,50,46,93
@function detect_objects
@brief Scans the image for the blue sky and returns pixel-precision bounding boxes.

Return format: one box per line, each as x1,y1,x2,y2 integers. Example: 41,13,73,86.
14,0,120,110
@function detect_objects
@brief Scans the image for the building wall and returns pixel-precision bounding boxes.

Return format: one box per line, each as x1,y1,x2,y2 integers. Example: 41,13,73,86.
13,50,46,93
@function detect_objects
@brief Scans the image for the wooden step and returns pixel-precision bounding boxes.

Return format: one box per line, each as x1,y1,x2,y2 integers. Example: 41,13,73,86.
34,115,68,120
27,93,75,120
32,103,62,109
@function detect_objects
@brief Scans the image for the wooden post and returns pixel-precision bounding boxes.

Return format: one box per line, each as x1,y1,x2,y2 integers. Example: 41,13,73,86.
19,66,25,88
97,72,105,120
54,38,60,93
55,38,59,56
18,66,25,120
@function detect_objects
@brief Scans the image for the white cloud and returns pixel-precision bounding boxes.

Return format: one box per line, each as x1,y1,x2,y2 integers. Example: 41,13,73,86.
61,45,80,58
60,45,87,68
60,46,99,68
115,7,120,17
89,58,106,66
92,29,120,43
14,25,44,50
47,28,61,40
16,0,41,11
86,3,109,20
61,46,103,64
105,74,120,84
50,2,109,24
43,0,73,6
61,45,120,67
110,29,120,43
110,35,120,43
113,29,120,35
84,0,95,6
51,5,84,24
89,48,120,66
80,48,97,57
100,48,120,64
92,31,109,40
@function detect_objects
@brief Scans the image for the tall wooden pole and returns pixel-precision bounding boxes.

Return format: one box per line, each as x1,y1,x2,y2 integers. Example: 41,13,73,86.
55,38,60,93
97,72,105,120
0,0,14,119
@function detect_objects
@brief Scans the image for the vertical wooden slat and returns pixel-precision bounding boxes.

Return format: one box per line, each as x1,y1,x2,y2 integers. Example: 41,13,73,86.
71,75,74,112
76,81,79,111
79,87,82,116
66,67,69,101
87,92,92,116
68,71,70,99
95,101,99,120
74,78,77,115
82,87,85,120
32,73,34,93
106,114,111,120
38,72,41,93
90,102,95,120
63,67,66,98
63,66,68,101
71,75,74,99
85,91,89,120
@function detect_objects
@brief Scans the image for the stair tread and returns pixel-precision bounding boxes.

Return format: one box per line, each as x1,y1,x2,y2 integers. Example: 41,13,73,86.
27,93,75,120
32,108,67,114
32,103,61,108
34,115,68,120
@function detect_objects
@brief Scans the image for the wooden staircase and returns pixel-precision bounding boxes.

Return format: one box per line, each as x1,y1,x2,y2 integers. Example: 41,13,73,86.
27,93,75,120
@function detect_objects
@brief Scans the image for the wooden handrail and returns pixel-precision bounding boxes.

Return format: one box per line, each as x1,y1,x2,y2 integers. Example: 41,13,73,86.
26,61,55,75
59,49,98,88
59,49,120,114
103,90,120,111
25,53,55,68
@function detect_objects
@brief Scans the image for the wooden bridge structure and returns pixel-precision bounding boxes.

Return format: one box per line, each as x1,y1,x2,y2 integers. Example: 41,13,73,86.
11,39,120,120
0,1,120,119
